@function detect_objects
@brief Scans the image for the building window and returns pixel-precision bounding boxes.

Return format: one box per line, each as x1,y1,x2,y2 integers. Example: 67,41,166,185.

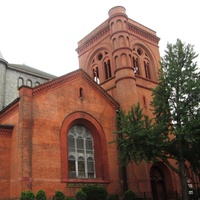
18,77,24,88
35,81,40,86
144,61,151,79
132,46,152,80
93,67,100,84
90,51,112,82
68,125,95,179
26,79,32,87
104,60,112,80
133,57,140,75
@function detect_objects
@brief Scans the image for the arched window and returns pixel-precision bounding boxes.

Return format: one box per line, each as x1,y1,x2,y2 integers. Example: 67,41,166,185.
90,51,112,83
104,60,112,80
68,125,95,179
18,77,24,88
93,66,100,84
35,81,40,86
133,56,140,75
132,46,153,80
144,61,151,79
26,79,32,87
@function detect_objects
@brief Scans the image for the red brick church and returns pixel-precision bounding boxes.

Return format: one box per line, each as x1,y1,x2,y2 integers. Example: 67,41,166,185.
0,6,199,199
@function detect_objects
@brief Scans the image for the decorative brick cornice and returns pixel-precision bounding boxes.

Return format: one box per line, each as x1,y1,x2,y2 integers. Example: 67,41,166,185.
76,26,110,55
0,125,14,137
32,70,83,96
128,23,160,44
81,71,119,109
33,69,119,110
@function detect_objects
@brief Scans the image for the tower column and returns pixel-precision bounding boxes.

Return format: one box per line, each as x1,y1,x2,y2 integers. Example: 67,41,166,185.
108,6,138,112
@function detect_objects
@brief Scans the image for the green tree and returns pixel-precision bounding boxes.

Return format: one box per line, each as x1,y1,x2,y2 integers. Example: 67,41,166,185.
114,39,200,200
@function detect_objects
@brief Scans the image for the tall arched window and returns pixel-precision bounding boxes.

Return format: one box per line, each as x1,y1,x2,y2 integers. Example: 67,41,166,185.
93,66,100,84
68,125,95,179
104,60,112,79
144,61,151,79
133,56,140,75
18,77,24,88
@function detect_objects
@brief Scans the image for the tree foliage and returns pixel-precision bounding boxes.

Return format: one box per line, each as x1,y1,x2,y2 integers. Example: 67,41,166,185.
151,39,200,173
114,39,200,200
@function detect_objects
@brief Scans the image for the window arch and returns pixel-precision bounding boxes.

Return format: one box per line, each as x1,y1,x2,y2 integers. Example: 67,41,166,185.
90,50,112,83
133,55,140,75
104,59,112,80
26,79,32,87
18,77,24,88
132,46,153,80
35,81,40,86
60,111,110,183
92,66,100,84
144,60,151,79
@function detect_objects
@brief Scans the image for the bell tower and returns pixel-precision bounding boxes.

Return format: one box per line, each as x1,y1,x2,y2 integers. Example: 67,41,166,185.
77,6,160,113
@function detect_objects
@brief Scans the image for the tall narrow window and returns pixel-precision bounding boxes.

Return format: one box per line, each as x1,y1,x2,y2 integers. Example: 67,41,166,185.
133,57,140,75
144,61,151,79
79,88,84,99
93,67,100,84
104,60,112,80
18,77,24,88
68,125,95,179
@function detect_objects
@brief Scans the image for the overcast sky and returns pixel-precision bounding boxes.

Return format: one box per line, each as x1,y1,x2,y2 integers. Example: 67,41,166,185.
0,0,199,76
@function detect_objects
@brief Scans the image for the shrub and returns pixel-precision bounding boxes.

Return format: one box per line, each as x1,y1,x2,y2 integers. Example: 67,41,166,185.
123,190,136,200
66,198,75,200
20,191,27,200
82,185,107,200
108,194,119,200
36,190,46,200
20,191,35,200
76,190,87,200
55,191,65,200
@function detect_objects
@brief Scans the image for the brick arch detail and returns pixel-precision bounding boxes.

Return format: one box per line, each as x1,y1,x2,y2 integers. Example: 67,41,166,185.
150,162,175,194
60,111,110,183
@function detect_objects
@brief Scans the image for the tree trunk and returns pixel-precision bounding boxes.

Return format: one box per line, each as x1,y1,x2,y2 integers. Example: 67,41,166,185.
178,137,190,200
179,172,189,200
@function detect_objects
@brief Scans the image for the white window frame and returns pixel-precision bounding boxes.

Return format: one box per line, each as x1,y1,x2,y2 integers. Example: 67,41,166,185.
68,125,96,179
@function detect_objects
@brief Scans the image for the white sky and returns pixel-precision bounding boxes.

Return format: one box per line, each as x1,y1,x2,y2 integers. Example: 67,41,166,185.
0,0,199,76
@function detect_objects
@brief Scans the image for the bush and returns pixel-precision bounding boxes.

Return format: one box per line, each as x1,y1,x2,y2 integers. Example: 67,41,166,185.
26,191,35,200
82,185,107,200
108,194,119,200
20,191,27,200
36,190,46,200
55,191,65,200
20,191,35,200
123,190,136,200
66,198,75,200
76,190,87,200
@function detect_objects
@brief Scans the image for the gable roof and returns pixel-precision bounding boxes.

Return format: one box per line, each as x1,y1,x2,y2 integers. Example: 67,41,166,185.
32,69,119,109
8,63,57,79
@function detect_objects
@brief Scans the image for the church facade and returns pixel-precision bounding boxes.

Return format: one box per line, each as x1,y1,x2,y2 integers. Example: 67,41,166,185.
0,6,199,200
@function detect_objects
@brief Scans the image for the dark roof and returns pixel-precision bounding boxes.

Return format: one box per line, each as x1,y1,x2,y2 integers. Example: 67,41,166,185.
8,63,57,79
